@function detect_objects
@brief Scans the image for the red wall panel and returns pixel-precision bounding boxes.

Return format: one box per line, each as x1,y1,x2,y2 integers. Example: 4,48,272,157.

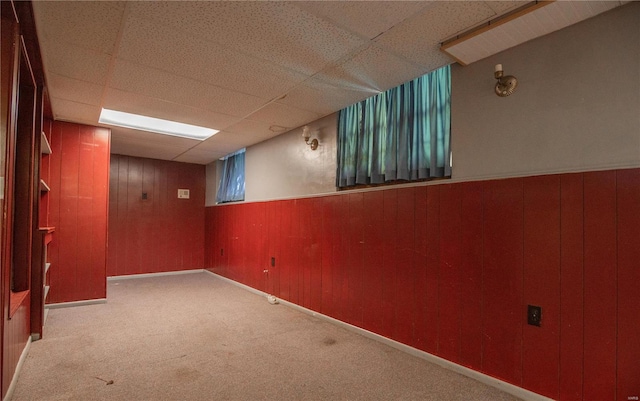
107,154,204,277
203,167,640,401
522,175,560,399
393,188,415,345
380,189,398,339
422,186,440,354
319,196,338,317
298,199,312,309
412,186,429,351
583,171,617,401
616,169,640,400
458,181,483,369
361,191,385,335
482,178,523,385
559,173,584,401
438,184,461,363
277,200,294,302
47,121,110,303
265,200,281,296
345,193,365,327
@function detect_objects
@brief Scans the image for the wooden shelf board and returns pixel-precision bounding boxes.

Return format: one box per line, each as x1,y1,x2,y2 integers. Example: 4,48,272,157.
41,131,52,154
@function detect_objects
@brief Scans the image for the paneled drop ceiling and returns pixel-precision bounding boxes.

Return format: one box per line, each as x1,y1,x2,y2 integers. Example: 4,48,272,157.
32,1,624,165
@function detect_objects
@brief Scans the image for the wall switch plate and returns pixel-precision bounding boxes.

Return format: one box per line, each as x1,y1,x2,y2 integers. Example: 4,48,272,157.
528,305,542,327
178,189,190,199
141,192,148,200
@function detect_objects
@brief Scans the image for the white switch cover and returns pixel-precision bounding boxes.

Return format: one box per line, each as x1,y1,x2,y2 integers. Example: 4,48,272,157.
178,189,190,199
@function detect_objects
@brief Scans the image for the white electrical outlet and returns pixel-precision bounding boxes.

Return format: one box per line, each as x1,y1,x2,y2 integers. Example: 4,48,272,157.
178,189,190,199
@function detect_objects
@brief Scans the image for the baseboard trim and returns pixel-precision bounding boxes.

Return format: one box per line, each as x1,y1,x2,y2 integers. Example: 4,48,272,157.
107,269,205,281
46,298,107,309
205,271,554,401
3,336,32,401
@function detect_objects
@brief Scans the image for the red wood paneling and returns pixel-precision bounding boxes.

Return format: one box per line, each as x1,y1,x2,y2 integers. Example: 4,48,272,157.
393,188,415,345
616,169,640,400
346,193,365,327
308,198,323,312
522,175,560,399
278,200,293,302
47,121,110,303
361,191,385,335
438,184,462,363
266,201,281,297
458,182,483,370
380,189,397,339
320,196,337,317
247,202,267,292
482,178,523,385
583,171,617,401
298,199,312,309
423,186,440,354
583,171,617,400
107,155,205,278
107,156,119,277
2,301,30,397
413,186,430,351
559,173,584,401
333,195,350,322
201,167,640,401
54,122,80,302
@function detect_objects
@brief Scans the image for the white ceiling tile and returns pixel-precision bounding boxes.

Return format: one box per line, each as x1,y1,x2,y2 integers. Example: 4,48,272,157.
50,98,101,125
210,2,368,76
293,2,434,40
103,89,241,131
247,103,321,130
110,126,198,161
130,2,367,76
108,60,268,118
173,148,228,165
279,77,383,116
116,17,308,100
317,45,431,94
32,1,125,55
202,131,255,147
47,73,103,106
40,43,111,85
222,120,289,144
376,1,497,68
483,1,529,15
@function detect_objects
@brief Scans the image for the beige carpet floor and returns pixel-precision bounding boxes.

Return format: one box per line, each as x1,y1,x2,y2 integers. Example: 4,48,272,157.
12,272,523,401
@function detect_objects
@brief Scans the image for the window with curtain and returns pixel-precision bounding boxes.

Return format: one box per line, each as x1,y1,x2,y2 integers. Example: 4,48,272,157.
336,65,451,188
216,149,245,203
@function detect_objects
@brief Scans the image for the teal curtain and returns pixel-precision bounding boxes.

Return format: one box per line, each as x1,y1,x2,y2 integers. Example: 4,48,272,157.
216,150,245,203
337,65,451,188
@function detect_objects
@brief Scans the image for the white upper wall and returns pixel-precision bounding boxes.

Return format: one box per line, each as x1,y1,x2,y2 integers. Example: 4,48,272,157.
451,1,639,181
209,3,640,203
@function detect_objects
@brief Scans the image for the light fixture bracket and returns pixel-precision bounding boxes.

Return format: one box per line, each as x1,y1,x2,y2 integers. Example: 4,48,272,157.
494,64,518,97
302,125,319,150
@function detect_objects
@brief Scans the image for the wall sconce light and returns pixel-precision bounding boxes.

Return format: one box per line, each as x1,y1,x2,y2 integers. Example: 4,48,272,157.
494,64,518,97
302,125,319,150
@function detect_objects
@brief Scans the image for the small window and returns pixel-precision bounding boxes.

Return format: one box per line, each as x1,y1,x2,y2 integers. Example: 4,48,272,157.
336,65,451,188
216,149,245,203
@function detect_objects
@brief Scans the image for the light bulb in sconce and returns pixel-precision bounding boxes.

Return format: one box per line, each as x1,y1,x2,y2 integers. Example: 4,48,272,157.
302,125,319,150
494,63,517,97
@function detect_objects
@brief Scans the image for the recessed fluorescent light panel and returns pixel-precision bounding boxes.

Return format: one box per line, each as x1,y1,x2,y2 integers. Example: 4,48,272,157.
99,108,218,140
